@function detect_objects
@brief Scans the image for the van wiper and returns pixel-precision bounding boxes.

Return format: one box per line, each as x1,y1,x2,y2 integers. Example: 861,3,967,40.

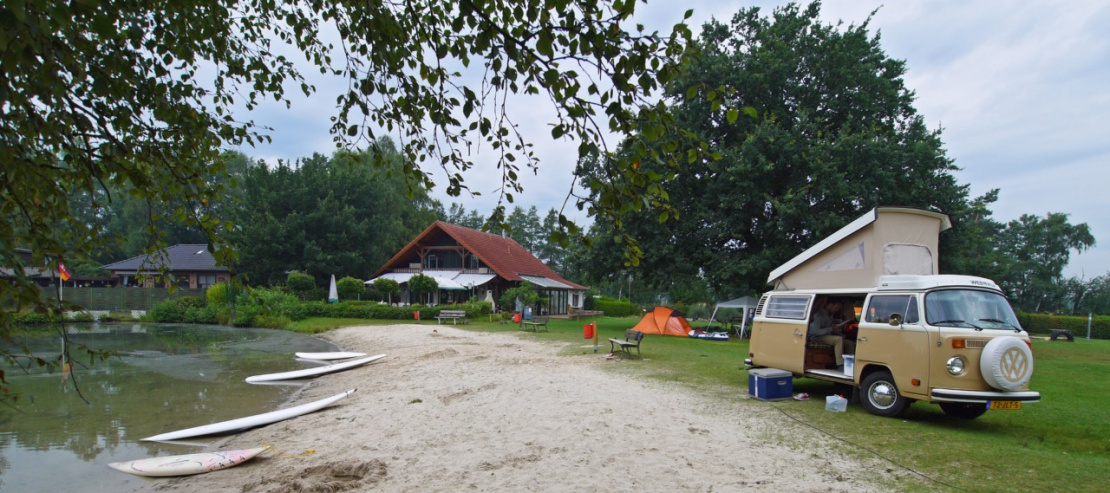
931,319,965,326
978,318,1020,332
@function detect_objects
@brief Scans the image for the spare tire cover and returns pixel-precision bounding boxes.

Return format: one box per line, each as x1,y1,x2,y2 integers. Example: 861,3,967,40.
979,337,1034,391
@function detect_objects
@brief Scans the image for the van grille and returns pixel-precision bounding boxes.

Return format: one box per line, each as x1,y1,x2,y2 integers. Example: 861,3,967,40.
755,295,768,316
965,339,988,349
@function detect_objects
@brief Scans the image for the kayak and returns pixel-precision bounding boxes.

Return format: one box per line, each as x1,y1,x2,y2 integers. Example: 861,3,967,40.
688,330,730,341
245,354,385,383
294,351,367,360
142,389,355,442
108,446,270,477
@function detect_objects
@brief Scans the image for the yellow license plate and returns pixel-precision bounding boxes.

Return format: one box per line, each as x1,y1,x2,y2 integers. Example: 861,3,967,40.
988,401,1022,410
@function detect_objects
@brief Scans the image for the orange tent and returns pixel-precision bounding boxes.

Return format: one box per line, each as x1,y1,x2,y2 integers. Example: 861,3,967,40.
632,306,694,337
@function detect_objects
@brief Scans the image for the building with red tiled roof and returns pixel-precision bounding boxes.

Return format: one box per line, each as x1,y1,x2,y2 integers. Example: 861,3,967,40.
369,222,587,315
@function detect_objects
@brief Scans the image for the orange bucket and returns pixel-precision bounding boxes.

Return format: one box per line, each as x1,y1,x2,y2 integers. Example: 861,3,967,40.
583,323,595,339
512,312,522,323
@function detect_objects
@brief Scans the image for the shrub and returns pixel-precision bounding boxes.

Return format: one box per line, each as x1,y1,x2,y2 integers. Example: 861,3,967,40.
594,296,637,317
207,282,230,307
69,311,95,323
250,287,307,321
370,278,400,303
287,271,316,300
230,305,262,327
336,276,366,300
15,311,58,324
175,295,206,310
1018,312,1110,339
150,297,185,322
408,274,437,304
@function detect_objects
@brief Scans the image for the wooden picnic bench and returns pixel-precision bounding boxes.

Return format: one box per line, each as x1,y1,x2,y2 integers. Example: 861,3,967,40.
608,330,644,360
436,310,469,325
520,317,549,332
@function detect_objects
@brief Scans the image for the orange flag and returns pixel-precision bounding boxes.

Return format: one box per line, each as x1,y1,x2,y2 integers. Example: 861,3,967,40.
59,262,72,281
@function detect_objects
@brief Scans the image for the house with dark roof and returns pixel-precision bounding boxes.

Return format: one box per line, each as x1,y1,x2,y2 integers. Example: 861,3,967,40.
368,221,587,315
100,244,230,289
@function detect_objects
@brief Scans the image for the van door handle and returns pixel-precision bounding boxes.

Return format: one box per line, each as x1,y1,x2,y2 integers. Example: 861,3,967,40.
794,331,804,338
857,337,867,343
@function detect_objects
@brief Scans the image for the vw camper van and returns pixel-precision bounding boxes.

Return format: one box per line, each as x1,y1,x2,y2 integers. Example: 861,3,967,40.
745,208,1039,418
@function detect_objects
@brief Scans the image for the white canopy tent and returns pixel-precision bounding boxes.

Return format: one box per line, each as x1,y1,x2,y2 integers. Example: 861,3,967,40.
708,296,760,338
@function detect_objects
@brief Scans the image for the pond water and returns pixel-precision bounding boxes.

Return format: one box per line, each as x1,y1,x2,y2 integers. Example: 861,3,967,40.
0,323,338,492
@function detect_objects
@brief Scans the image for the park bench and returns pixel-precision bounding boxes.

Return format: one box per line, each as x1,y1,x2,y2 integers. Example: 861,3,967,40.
608,330,644,360
436,310,469,325
520,317,549,332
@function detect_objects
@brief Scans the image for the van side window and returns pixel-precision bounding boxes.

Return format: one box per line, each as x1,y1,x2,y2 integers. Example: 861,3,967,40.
865,295,917,324
764,295,810,319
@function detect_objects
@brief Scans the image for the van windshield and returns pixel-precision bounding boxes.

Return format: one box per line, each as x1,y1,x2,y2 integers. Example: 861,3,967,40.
924,289,1022,330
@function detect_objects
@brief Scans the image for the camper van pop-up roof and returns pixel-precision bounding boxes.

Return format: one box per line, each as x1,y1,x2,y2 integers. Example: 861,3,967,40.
766,208,953,291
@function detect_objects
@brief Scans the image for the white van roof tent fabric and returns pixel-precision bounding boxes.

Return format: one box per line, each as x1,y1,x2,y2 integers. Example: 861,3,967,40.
766,207,952,290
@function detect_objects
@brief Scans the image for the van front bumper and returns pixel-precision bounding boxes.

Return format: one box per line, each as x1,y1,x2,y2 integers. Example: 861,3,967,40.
931,388,1041,403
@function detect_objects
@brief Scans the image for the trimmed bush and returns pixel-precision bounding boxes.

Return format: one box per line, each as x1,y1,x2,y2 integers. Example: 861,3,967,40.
287,271,316,300
336,277,366,300
1018,312,1109,339
594,297,637,317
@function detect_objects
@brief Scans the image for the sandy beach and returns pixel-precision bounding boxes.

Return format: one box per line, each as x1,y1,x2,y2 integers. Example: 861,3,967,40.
144,324,900,492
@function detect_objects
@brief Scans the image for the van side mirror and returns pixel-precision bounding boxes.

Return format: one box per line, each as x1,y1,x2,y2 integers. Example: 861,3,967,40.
888,313,902,326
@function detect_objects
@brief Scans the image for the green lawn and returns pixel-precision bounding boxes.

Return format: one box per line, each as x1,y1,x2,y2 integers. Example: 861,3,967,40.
304,316,1110,492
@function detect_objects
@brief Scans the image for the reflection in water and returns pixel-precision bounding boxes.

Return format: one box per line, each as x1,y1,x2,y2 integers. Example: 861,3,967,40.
0,323,337,492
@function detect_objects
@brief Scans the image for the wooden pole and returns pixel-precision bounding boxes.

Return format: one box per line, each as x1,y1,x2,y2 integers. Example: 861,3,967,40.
593,322,599,353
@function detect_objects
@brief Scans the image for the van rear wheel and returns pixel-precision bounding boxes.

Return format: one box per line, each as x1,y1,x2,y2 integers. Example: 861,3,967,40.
939,402,988,419
860,371,910,417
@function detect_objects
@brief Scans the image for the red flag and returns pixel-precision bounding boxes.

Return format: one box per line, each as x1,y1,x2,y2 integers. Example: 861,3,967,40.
59,262,72,281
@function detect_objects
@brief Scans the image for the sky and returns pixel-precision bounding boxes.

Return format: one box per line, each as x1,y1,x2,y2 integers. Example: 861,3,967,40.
238,0,1110,279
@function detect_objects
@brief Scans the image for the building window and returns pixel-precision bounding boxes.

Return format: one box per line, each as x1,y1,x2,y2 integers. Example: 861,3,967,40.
198,274,218,289
425,254,439,269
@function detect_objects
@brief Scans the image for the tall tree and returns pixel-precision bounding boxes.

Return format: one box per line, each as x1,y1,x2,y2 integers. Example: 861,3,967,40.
996,213,1095,312
444,204,486,230
503,206,543,253
2,0,698,385
939,189,1009,281
230,139,438,286
537,209,570,273
584,2,972,300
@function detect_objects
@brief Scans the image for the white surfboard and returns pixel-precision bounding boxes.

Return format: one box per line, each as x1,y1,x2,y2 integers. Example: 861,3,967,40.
245,354,385,383
142,389,355,442
108,446,270,477
294,351,367,361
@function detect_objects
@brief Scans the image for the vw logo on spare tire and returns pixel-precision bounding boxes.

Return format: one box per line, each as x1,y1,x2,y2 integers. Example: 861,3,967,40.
980,337,1034,391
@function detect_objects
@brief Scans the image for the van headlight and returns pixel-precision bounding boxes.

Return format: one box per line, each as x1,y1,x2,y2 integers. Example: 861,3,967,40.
946,356,967,375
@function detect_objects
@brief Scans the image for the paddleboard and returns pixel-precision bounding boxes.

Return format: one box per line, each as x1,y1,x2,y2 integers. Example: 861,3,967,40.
142,389,355,442
294,351,367,361
108,446,270,477
245,354,385,383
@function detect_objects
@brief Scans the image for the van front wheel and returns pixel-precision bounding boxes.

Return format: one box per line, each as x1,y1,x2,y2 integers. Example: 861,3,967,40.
860,371,910,417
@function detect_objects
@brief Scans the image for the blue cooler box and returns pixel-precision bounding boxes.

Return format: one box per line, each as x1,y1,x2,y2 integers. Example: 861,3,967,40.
748,368,793,401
